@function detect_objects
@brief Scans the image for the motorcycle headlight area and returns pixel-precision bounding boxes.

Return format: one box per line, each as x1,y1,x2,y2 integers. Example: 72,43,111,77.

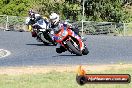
58,36,63,40
58,31,68,40
62,30,68,37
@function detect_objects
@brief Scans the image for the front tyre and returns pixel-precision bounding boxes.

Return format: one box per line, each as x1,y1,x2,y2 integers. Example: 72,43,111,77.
38,32,51,45
82,45,89,55
66,40,82,56
37,33,49,45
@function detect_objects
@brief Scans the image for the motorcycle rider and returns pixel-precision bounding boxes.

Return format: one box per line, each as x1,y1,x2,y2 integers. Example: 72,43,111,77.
49,12,80,53
27,10,49,29
26,10,49,41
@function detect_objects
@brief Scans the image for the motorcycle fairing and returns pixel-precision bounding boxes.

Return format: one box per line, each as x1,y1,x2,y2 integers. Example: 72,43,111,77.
54,26,84,51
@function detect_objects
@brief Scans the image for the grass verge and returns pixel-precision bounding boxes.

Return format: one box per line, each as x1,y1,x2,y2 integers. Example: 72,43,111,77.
0,65,131,88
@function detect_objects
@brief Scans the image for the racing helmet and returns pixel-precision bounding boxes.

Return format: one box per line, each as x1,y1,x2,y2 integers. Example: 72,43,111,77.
49,13,59,25
28,10,33,15
28,10,35,20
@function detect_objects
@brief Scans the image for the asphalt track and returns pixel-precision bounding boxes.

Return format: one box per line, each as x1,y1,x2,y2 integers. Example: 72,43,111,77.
0,31,132,66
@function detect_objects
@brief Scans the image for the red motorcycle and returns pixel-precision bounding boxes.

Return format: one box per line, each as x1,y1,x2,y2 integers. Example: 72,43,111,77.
54,24,89,56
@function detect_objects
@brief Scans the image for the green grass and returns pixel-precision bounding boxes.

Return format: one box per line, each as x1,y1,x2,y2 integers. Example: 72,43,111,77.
0,68,131,88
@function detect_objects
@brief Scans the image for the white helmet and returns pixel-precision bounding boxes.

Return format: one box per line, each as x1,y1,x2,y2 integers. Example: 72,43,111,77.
49,13,59,25
35,14,40,18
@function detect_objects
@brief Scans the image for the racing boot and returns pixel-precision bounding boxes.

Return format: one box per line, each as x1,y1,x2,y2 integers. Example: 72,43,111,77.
56,48,62,53
31,31,37,37
56,46,67,53
60,46,67,52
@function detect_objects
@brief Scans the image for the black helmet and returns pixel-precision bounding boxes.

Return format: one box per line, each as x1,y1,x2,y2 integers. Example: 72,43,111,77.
28,10,34,15
28,10,35,20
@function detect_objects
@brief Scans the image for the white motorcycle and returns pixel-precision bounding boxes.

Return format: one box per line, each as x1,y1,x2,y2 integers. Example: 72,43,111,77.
31,19,57,45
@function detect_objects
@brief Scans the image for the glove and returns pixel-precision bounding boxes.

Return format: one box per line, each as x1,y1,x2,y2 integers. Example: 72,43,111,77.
28,25,32,32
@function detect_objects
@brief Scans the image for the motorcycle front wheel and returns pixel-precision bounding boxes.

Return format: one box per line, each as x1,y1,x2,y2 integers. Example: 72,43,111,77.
82,45,89,55
66,40,82,56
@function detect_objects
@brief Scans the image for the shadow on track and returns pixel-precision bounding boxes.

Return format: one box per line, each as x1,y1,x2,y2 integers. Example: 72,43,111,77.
26,44,55,46
52,54,81,57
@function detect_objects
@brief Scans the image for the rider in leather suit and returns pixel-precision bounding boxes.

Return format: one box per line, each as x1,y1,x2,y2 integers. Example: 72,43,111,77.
26,10,49,41
49,12,80,53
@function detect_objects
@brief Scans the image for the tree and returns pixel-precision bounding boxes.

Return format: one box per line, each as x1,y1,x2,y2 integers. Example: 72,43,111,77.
0,0,30,16
81,0,129,22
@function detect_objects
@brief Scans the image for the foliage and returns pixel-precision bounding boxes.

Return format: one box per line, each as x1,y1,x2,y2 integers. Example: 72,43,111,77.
0,0,132,22
0,0,31,16
30,0,81,20
83,0,131,22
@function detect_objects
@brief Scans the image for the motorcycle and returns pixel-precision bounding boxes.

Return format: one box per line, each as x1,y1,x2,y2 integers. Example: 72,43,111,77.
54,23,89,56
29,19,57,46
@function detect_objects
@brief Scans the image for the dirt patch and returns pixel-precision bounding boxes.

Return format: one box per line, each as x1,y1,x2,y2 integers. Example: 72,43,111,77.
0,64,132,75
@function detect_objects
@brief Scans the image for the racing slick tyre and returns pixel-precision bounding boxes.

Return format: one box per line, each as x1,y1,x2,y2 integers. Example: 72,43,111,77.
43,32,57,46
66,40,82,56
82,45,89,55
37,35,49,45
